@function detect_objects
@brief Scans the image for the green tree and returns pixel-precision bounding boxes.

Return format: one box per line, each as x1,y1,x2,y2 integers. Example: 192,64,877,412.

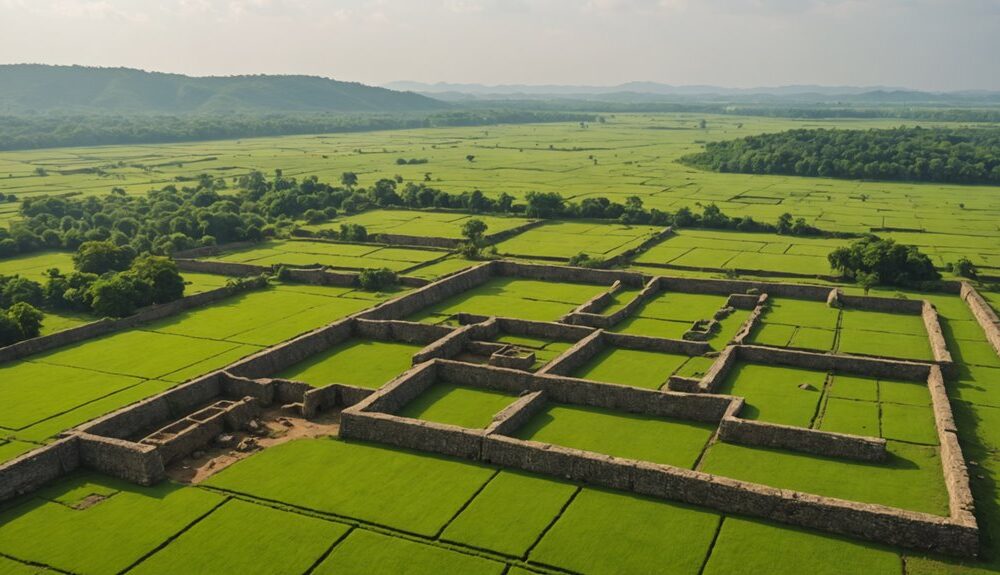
73,240,136,274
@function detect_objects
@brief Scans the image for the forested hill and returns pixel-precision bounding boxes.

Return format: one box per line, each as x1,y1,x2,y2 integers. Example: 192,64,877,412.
682,127,1000,185
0,65,447,113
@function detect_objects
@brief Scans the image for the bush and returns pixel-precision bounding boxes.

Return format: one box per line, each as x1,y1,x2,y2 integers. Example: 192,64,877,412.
828,236,940,286
358,268,398,291
73,240,136,274
568,252,608,269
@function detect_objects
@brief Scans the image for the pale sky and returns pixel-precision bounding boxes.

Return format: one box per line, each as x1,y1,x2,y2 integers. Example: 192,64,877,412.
1,0,998,91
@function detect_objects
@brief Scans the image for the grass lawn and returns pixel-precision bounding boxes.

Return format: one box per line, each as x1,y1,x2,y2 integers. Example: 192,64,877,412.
818,397,880,436
0,439,40,464
828,374,879,402
715,363,827,427
0,474,223,575
408,278,603,322
441,471,577,557
700,441,949,515
130,499,349,575
277,338,422,388
529,488,720,575
314,529,506,575
611,316,691,339
514,404,714,468
837,329,934,361
765,298,840,330
633,292,728,323
702,517,901,575
881,403,939,445
205,438,495,537
840,309,927,335
397,383,515,428
571,347,690,389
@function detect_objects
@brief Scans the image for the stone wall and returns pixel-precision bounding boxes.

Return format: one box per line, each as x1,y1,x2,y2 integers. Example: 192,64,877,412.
922,301,954,369
494,260,645,287
692,346,738,393
0,437,80,504
960,282,1000,356
349,361,438,415
731,295,768,346
484,391,548,436
172,240,258,260
736,345,931,381
480,434,977,557
227,319,355,379
436,360,733,423
341,410,485,460
412,324,475,363
839,294,925,314
175,258,269,277
373,233,462,249
77,433,165,485
354,319,453,344
928,365,978,528
536,330,605,376
605,226,675,267
357,261,495,320
604,331,710,356
718,417,887,462
657,276,832,300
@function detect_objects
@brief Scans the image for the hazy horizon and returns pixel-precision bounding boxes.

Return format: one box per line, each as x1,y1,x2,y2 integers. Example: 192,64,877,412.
1,0,999,91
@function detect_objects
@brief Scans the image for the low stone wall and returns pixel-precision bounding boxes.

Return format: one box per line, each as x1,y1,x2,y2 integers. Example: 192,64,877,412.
604,331,710,356
412,323,475,364
656,276,832,300
693,346,738,393
570,280,621,315
0,277,268,364
373,233,462,249
0,437,80,504
536,330,605,376
490,317,595,341
736,345,932,382
357,261,495,320
484,219,545,245
172,240,258,259
731,294,768,346
564,276,662,329
436,360,733,423
285,268,357,287
77,433,164,485
175,258,269,277
718,417,887,462
922,301,954,369
494,260,645,287
481,434,977,557
839,293,925,314
726,293,761,310
605,226,675,267
485,391,548,436
354,319,453,344
350,361,438,415
227,319,354,379
960,282,1000,356
928,365,977,528
341,410,485,460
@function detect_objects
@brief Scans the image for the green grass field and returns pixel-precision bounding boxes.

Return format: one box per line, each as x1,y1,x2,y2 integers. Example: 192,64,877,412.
397,383,516,428
570,346,692,389
1,114,999,574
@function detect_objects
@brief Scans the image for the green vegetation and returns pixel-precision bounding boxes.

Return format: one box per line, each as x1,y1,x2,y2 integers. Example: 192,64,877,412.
529,488,720,575
700,441,949,515
571,347,691,389
684,127,1000,185
442,471,577,556
515,404,714,468
130,499,349,575
716,363,827,427
213,239,444,272
205,438,495,537
408,277,603,323
828,236,940,287
398,384,515,428
277,338,422,388
315,529,505,575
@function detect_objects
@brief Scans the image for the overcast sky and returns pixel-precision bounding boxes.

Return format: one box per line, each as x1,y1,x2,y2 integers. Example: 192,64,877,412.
1,0,998,91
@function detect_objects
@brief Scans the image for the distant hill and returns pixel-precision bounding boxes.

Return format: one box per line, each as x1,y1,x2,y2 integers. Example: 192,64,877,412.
0,65,447,113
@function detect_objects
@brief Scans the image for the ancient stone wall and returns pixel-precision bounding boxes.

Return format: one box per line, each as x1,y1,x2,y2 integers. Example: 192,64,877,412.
494,260,645,287
172,240,258,260
175,258,269,276
77,433,164,485
227,319,355,379
718,418,887,462
0,437,80,504
372,233,462,249
922,301,954,369
484,391,548,436
692,346,738,393
340,411,485,460
536,330,605,376
605,226,675,267
960,282,1000,355
354,319,453,344
357,262,495,320
349,361,438,415
731,295,768,346
412,324,474,363
839,294,924,314
604,331,710,356
657,276,832,300
736,345,931,381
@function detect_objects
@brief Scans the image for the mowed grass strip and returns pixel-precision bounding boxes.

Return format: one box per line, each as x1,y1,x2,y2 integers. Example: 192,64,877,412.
700,441,949,515
397,384,515,429
514,404,714,468
277,338,422,388
838,329,933,361
818,397,880,437
571,347,690,389
0,474,224,575
528,488,720,575
441,471,577,557
129,498,349,575
702,517,900,575
314,529,506,575
408,278,604,323
204,438,495,537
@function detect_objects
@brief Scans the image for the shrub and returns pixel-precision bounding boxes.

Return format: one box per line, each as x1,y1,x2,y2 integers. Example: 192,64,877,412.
358,268,398,291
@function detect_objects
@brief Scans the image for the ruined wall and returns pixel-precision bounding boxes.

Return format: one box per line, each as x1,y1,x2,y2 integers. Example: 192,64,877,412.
372,233,462,249
536,330,605,376
494,260,645,287
736,345,931,381
839,294,924,314
354,319,453,344
340,411,485,460
77,433,164,485
357,261,495,320
922,301,954,369
0,437,80,504
485,391,548,436
172,240,258,260
718,418,887,462
960,282,1000,356
731,295,768,346
175,258,269,277
349,361,438,415
656,276,832,300
605,226,675,267
227,319,355,379
604,331,710,356
693,346,738,393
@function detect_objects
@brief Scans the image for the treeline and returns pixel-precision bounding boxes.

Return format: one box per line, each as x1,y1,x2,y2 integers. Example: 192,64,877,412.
828,236,940,289
0,110,595,151
682,127,1000,185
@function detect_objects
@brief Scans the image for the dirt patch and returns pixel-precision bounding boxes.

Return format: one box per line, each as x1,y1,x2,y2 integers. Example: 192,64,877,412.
165,407,342,485
72,493,111,510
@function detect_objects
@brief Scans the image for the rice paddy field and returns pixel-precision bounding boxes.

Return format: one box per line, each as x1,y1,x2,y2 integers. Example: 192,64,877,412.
208,238,448,273
0,113,999,574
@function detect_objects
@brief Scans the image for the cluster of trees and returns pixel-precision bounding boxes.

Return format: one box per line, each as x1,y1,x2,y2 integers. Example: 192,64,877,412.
396,158,429,165
827,236,940,290
357,268,398,291
0,275,44,346
0,110,596,151
683,127,1000,185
